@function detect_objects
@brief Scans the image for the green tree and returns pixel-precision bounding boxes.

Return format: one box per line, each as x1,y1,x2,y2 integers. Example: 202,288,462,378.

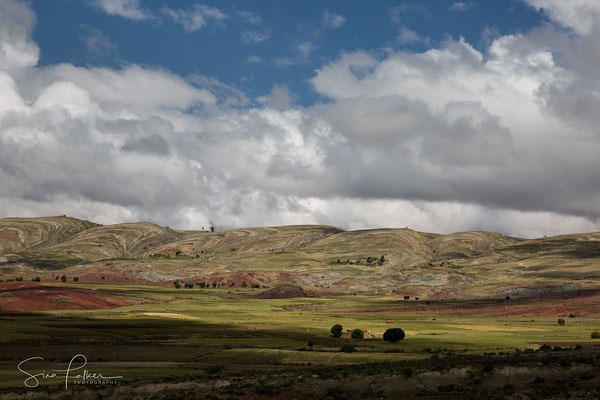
351,329,364,339
558,318,566,326
591,331,600,339
330,324,343,338
60,275,67,283
383,328,406,343
241,281,248,288
73,277,79,282
404,295,410,300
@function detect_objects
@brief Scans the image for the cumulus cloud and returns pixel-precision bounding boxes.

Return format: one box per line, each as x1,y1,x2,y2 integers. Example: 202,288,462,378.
0,2,600,237
524,0,600,35
92,0,151,21
162,3,227,32
397,27,425,44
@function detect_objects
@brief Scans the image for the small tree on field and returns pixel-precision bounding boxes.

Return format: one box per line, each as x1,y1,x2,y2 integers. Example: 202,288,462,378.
339,344,356,353
383,328,406,343
241,281,248,288
351,329,364,340
32,277,41,282
210,226,215,232
330,324,343,338
505,296,511,301
558,318,566,326
61,275,67,283
404,295,410,300
591,331,600,339
212,282,217,288
73,277,79,282
307,341,313,350
184,283,194,288
379,255,385,265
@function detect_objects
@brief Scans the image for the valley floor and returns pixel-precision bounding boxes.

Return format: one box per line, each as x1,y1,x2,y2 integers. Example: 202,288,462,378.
1,282,600,399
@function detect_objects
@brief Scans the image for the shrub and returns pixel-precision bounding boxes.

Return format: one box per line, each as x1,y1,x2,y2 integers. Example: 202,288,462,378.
383,328,406,343
101,276,105,279
251,283,260,289
569,314,576,318
241,281,248,288
212,282,217,288
404,295,410,300
505,296,510,301
339,344,357,353
60,275,67,283
330,324,343,338
15,277,23,282
198,282,206,288
184,283,194,289
173,280,180,288
558,318,566,326
73,277,79,282
308,341,313,350
591,331,600,339
32,277,41,282
351,329,364,340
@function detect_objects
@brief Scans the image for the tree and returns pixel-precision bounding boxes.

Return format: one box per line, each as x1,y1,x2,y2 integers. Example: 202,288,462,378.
210,226,215,232
330,324,343,338
32,277,41,282
241,281,248,288
60,275,67,283
379,255,385,265
73,277,79,282
404,295,410,300
212,282,217,288
558,318,566,326
505,296,510,301
351,329,364,340
591,331,600,339
307,341,313,350
184,283,194,288
383,328,406,343
339,344,356,353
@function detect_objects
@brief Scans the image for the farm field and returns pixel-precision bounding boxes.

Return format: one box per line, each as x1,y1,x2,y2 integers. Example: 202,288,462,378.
1,282,600,399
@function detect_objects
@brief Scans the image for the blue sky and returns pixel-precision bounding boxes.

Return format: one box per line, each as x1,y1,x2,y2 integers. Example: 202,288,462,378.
1,0,600,237
32,1,546,107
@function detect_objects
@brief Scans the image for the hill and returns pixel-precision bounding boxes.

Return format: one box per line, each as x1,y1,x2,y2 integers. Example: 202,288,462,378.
0,216,599,298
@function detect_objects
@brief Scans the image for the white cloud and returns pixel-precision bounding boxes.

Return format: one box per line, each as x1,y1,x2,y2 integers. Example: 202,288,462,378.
397,27,423,44
241,30,269,44
323,10,345,28
80,26,117,58
449,2,471,12
237,10,261,25
297,41,315,61
524,0,600,34
92,0,151,21
162,3,227,32
246,55,262,63
0,1,600,238
0,0,38,71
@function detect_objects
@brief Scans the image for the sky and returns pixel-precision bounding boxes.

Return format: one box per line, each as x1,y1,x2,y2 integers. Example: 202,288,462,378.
0,0,599,238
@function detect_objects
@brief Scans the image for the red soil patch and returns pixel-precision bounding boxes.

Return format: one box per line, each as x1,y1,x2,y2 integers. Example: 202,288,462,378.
0,282,141,312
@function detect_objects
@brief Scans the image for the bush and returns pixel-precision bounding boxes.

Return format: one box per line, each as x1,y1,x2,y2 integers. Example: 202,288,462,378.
198,282,206,288
241,281,248,288
351,329,364,340
339,344,357,353
569,314,576,318
591,331,600,339
330,324,343,338
32,277,41,282
60,275,67,283
15,277,23,282
184,283,194,288
383,328,406,343
558,318,566,326
73,277,79,282
404,295,410,300
251,283,260,289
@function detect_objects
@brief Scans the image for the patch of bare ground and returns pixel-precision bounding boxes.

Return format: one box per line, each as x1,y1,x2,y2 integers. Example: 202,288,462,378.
0,282,144,311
